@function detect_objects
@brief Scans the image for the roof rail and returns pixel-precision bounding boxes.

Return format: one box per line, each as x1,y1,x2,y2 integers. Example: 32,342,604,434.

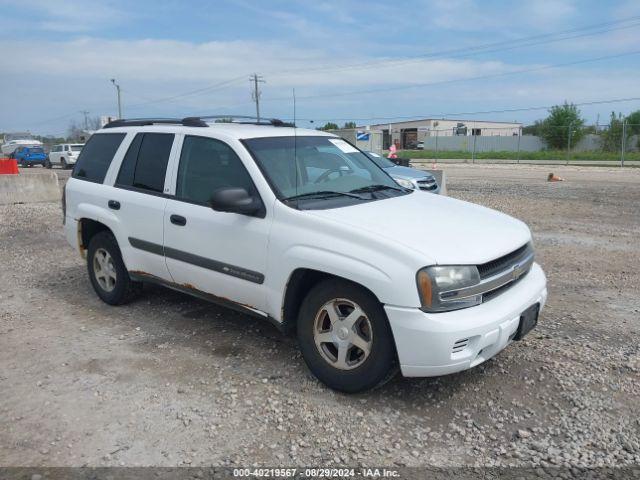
103,117,208,129
196,115,295,127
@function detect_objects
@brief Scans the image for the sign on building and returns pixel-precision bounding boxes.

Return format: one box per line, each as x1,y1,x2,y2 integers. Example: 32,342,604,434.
356,131,370,141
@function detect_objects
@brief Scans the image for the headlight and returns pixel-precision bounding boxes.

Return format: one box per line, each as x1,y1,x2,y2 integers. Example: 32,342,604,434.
416,265,481,312
394,177,415,189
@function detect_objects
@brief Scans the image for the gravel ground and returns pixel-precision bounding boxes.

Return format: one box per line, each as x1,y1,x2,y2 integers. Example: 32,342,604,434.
0,165,639,470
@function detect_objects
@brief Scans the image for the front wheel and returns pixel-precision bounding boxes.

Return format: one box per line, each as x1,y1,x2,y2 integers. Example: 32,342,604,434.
87,231,142,305
297,279,397,393
45,159,52,169
61,158,68,169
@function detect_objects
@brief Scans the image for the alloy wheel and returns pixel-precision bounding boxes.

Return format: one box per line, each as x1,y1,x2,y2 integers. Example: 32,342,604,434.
313,298,373,370
93,248,117,292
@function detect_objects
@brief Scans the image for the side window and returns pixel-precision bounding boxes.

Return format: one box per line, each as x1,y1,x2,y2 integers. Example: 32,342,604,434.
73,133,126,183
116,133,174,193
176,136,256,205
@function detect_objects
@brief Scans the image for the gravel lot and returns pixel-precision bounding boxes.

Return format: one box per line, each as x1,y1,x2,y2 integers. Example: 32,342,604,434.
1,165,639,470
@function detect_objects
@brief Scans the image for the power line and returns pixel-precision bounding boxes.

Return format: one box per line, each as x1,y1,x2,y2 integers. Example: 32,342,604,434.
263,49,640,102
269,16,640,76
287,96,640,123
125,75,248,109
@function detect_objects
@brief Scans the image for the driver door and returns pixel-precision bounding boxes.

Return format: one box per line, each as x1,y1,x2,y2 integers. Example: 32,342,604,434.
163,135,271,314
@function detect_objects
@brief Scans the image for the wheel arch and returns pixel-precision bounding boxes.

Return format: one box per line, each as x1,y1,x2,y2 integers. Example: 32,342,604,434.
280,268,383,335
78,218,113,254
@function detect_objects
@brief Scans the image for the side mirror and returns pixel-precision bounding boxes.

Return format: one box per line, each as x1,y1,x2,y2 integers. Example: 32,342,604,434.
209,187,263,217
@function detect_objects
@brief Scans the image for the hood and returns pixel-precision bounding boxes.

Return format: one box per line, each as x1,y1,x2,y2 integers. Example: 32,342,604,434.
385,165,433,180
308,192,531,265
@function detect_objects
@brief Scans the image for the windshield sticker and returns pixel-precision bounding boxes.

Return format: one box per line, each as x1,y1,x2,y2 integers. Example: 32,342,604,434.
328,139,359,153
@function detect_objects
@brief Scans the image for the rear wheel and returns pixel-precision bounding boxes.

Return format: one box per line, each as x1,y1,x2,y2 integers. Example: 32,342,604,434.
44,158,51,169
297,279,397,393
87,231,142,305
61,158,68,169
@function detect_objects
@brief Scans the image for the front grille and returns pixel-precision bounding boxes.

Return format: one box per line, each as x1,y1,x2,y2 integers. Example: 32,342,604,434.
482,274,526,303
417,178,437,191
478,242,533,280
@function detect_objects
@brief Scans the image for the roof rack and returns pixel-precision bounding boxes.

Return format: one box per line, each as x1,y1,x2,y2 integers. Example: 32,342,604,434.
103,117,208,129
102,115,295,129
197,115,295,127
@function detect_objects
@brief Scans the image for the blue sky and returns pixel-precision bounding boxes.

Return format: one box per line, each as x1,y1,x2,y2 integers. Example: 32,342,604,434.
1,0,640,135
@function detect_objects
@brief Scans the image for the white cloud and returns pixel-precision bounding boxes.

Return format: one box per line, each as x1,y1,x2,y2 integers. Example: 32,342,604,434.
0,0,126,32
1,34,638,134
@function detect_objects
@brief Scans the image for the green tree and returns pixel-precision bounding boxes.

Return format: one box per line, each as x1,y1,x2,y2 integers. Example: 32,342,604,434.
539,102,585,150
318,122,339,131
625,110,640,135
343,121,356,129
602,112,625,152
522,120,543,136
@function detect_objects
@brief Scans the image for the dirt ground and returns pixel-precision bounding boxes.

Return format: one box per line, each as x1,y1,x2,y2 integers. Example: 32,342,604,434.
1,165,639,469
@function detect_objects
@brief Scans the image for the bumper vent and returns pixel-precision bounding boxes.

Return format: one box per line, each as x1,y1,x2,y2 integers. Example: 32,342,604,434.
452,338,469,354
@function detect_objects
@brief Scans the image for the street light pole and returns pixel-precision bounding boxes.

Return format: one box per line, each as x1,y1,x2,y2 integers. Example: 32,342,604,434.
110,78,122,119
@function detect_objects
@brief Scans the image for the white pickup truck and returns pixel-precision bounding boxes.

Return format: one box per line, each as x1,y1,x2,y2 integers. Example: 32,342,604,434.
63,117,547,392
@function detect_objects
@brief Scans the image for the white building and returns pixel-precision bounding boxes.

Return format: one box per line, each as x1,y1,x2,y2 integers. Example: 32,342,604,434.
361,118,522,150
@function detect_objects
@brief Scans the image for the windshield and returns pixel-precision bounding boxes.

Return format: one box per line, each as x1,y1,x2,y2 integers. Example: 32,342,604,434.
362,151,396,169
243,136,407,208
71,145,84,151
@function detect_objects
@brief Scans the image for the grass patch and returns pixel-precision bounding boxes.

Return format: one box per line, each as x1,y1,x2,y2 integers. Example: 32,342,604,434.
388,150,640,161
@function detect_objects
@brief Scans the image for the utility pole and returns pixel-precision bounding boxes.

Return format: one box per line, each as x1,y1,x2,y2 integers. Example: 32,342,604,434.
110,78,122,119
566,123,573,165
80,110,90,130
250,74,265,122
621,119,627,167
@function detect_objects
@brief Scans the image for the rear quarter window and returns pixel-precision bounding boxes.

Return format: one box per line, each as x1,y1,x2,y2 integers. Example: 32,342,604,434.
72,133,126,183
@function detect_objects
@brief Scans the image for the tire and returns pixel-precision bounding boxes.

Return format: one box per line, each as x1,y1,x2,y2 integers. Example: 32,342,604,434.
61,158,68,169
87,231,142,305
297,279,397,393
45,159,51,169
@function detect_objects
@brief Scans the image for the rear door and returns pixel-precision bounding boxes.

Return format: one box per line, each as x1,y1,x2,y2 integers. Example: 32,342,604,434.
163,134,271,313
52,146,61,164
108,132,177,281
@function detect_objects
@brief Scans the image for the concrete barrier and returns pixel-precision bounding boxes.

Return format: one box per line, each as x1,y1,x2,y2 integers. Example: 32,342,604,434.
0,171,60,205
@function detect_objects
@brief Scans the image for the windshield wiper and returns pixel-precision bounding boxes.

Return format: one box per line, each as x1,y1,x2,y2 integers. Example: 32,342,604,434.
284,190,366,202
349,184,407,194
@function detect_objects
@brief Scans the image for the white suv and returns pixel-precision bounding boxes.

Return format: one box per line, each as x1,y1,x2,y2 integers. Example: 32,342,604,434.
47,143,84,169
63,117,547,392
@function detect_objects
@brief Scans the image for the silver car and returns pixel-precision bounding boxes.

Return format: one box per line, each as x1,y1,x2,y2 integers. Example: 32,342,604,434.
366,151,440,194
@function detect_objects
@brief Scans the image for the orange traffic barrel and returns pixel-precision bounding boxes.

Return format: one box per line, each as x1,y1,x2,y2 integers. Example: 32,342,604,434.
0,158,19,174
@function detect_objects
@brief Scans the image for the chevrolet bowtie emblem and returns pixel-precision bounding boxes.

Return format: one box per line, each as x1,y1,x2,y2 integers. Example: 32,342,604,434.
512,262,524,280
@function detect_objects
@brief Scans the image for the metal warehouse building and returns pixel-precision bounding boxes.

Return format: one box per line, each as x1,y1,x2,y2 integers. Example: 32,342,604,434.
361,118,522,150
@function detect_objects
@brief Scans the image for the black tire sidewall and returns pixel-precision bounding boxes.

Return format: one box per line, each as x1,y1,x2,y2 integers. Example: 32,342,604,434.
87,231,132,305
297,279,396,393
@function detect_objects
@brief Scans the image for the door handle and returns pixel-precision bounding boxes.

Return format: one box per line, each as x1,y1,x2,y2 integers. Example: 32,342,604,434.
170,214,187,226
108,200,120,210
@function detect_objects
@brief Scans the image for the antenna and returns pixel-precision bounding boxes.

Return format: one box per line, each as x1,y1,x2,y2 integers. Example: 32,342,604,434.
293,88,299,198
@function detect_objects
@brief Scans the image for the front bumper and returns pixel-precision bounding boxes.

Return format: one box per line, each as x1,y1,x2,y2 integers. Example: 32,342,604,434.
385,262,547,377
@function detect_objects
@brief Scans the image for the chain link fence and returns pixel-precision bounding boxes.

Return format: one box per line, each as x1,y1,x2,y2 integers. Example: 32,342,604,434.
388,124,640,166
